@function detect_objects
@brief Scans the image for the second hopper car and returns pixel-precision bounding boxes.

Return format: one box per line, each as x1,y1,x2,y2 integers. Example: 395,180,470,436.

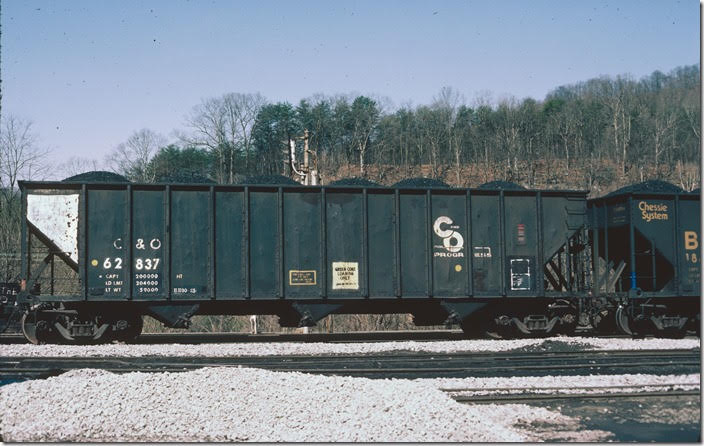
588,187,700,336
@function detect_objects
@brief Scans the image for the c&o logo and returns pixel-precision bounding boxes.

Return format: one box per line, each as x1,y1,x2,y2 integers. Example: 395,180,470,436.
433,216,464,253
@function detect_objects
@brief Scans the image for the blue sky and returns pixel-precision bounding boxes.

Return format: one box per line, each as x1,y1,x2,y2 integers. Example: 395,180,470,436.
2,0,699,169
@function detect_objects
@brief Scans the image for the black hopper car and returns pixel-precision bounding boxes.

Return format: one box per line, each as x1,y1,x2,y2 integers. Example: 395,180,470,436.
9,177,700,343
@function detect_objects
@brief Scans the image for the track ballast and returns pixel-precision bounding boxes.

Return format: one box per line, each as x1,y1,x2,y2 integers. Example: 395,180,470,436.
1,348,699,382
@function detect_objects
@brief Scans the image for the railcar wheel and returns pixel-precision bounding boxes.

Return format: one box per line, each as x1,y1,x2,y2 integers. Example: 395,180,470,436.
460,316,496,339
614,305,633,336
114,314,143,343
549,300,578,336
616,306,652,338
555,318,577,336
459,308,508,339
590,309,618,334
20,312,39,345
490,315,517,339
21,311,62,344
615,306,632,336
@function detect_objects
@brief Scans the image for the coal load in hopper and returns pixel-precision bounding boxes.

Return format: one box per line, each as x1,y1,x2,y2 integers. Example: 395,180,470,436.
62,171,130,183
393,177,450,188
477,180,526,190
242,175,300,185
605,180,684,197
328,177,380,187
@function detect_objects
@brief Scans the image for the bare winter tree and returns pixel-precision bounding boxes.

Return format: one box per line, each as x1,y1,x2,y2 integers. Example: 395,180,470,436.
57,156,102,178
0,115,50,281
348,96,380,176
222,92,267,176
681,87,700,147
432,86,465,184
651,95,677,173
106,128,165,182
184,93,267,183
494,97,523,179
595,76,635,177
184,97,228,181
0,115,50,204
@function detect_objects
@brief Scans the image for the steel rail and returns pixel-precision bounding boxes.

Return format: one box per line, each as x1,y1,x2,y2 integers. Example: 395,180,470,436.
0,349,698,382
0,348,698,361
448,389,700,404
2,363,698,379
1,330,682,345
440,382,700,392
0,330,471,344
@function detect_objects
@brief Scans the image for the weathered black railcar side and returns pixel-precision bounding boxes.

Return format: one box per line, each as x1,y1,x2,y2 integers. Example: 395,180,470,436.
17,180,588,343
588,190,700,335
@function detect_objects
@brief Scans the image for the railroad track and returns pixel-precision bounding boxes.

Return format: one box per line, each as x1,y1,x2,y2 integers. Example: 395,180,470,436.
443,383,700,404
0,329,469,344
0,349,698,382
0,330,649,345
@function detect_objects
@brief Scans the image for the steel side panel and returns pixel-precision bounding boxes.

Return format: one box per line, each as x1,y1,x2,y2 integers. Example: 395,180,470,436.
607,199,630,292
215,191,244,299
678,199,701,292
470,194,501,295
367,192,395,298
86,189,126,300
399,193,428,297
283,191,321,298
325,192,363,298
631,197,676,292
540,196,564,260
595,204,607,261
131,189,166,300
249,192,278,298
504,195,538,296
171,190,210,300
431,193,467,297
25,183,606,304
541,196,574,260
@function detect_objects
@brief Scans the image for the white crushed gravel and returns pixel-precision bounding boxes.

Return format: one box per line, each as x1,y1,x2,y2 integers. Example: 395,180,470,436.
1,337,698,441
638,402,701,425
0,366,627,442
0,336,699,358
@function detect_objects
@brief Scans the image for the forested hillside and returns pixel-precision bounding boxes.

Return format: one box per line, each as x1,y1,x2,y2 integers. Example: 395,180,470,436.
93,64,700,195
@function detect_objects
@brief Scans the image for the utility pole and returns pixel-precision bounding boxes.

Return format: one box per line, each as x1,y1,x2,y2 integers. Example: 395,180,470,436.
283,130,321,335
285,130,319,186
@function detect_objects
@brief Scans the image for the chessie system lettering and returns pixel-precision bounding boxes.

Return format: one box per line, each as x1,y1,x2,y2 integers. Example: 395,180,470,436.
638,201,668,222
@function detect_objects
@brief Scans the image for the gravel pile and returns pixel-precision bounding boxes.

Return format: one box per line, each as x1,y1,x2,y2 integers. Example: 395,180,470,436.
393,177,450,188
328,177,380,187
606,180,684,197
477,180,526,190
0,366,617,442
62,171,130,183
0,337,698,358
242,175,299,185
